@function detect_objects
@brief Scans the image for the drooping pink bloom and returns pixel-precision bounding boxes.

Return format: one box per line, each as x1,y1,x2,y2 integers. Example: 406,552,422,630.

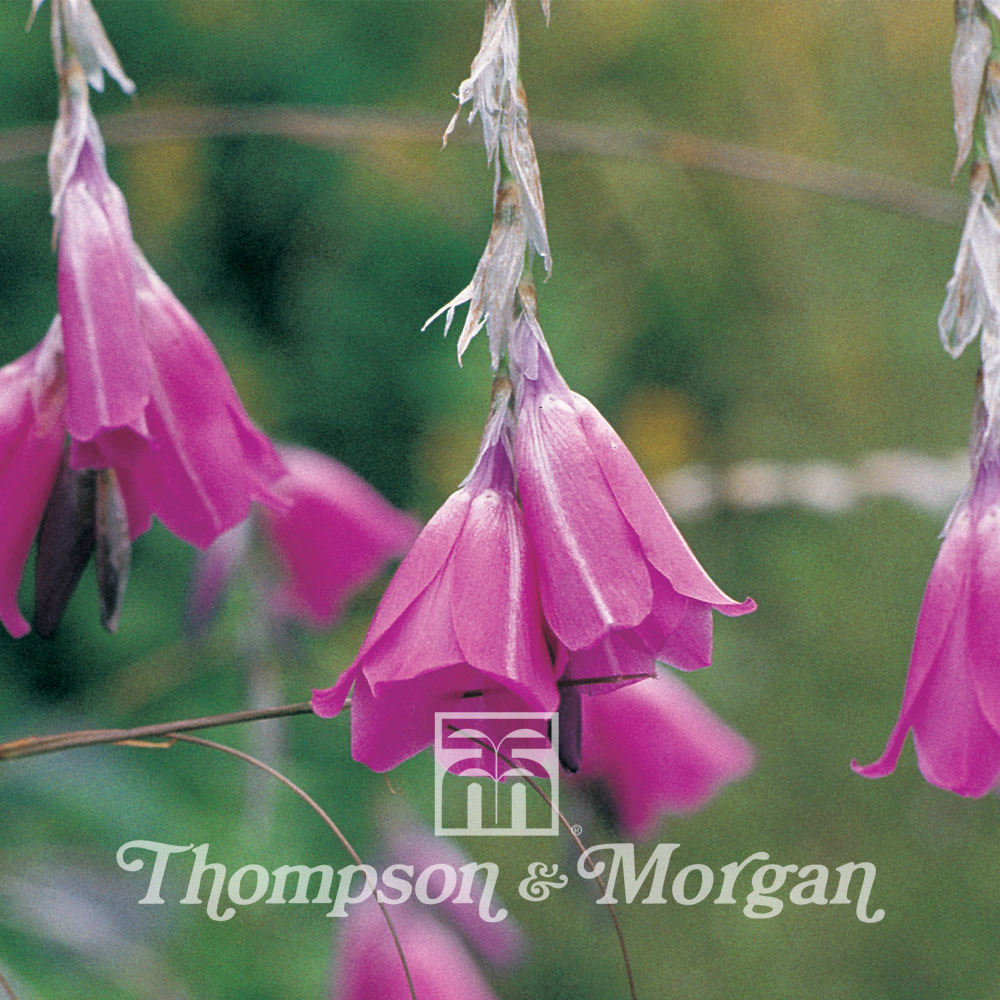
186,445,418,632
0,332,68,637
51,65,284,549
262,445,419,626
335,901,499,1000
853,430,1000,797
312,387,559,771
75,252,286,549
51,67,150,449
510,309,755,688
380,806,526,968
564,668,754,838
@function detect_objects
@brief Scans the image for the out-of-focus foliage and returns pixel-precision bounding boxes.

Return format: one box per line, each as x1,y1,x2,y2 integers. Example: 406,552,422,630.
0,3,986,999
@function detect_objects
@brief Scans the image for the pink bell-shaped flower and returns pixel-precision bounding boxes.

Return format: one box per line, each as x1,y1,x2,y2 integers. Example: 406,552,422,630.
187,445,418,633
510,308,754,687
0,333,68,637
51,64,284,550
853,397,1000,796
565,668,754,838
262,445,419,627
313,385,559,771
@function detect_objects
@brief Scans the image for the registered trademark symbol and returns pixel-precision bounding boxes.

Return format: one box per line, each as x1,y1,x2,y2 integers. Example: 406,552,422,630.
570,824,583,836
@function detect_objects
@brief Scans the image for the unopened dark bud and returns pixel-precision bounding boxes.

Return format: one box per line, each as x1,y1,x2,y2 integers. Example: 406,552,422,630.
557,685,583,774
95,469,130,633
34,448,96,637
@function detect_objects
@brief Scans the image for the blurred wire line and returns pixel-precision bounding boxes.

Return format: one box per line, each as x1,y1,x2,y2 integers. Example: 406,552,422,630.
0,966,17,1000
658,450,968,519
0,105,965,225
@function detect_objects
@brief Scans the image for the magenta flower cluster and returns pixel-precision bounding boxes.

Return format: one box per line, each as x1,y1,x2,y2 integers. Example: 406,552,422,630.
0,65,285,636
314,304,755,796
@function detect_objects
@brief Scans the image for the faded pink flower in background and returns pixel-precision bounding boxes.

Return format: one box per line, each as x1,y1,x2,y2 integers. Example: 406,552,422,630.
511,308,755,690
262,445,419,627
0,333,67,637
313,388,559,772
853,421,1000,797
380,805,526,968
565,667,754,838
335,901,499,1000
187,445,418,632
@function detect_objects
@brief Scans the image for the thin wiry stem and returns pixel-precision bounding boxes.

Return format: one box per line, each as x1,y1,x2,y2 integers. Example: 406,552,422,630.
452,727,639,1000
0,967,18,1000
0,674,643,763
0,702,314,761
0,105,964,225
154,733,418,1000
520,770,638,1000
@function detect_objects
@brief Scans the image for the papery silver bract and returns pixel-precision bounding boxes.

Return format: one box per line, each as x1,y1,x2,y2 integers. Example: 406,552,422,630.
443,0,550,273
940,164,998,360
951,0,991,179
939,164,1000,433
422,180,527,367
30,0,135,94
982,59,1000,168
502,80,550,271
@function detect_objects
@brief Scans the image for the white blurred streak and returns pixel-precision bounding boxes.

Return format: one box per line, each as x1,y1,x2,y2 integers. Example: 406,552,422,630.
657,451,968,519
0,871,190,999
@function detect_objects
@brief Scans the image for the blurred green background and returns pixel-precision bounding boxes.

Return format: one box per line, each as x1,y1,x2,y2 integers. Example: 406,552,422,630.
0,1,991,998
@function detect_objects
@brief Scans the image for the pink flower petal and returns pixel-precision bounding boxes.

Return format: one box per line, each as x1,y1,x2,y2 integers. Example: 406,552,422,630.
264,445,418,627
516,362,652,650
314,425,557,772
0,342,67,637
57,141,151,444
450,470,558,711
572,390,753,614
854,469,1000,796
560,631,656,694
102,255,285,548
576,668,754,838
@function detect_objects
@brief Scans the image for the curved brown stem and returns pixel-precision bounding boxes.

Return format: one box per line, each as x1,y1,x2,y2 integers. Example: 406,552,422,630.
0,966,19,1000
0,105,964,225
451,727,639,1000
0,702,314,761
157,733,418,1000
0,675,642,764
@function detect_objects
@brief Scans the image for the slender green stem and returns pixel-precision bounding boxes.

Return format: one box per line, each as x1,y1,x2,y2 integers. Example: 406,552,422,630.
0,106,964,224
